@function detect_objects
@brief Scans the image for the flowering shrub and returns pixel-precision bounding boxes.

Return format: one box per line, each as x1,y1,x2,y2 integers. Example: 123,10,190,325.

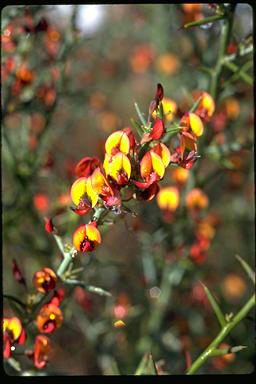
2,4,254,376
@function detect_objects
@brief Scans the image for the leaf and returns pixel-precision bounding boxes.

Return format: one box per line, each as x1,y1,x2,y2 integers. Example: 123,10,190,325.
235,255,255,284
130,118,143,138
134,102,147,127
189,96,202,113
3,294,28,320
200,282,226,328
135,353,158,375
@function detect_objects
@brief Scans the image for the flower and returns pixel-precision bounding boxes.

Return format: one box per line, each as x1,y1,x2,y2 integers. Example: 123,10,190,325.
36,303,63,333
73,223,101,252
33,194,49,213
156,53,180,75
105,130,130,156
141,118,165,144
152,97,177,123
222,274,246,300
26,335,52,369
104,152,131,186
75,156,101,178
157,186,180,212
186,188,209,210
3,317,26,359
70,176,96,214
171,167,190,185
33,268,57,293
192,91,215,122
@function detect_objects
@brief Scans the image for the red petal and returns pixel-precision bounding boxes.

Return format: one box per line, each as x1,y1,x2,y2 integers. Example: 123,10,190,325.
4,335,11,359
17,328,26,344
151,118,164,139
155,83,164,102
71,207,91,215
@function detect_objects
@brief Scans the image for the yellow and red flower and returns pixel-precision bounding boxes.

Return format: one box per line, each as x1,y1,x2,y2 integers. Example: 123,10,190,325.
152,97,177,122
105,130,130,156
73,222,101,252
171,167,190,185
33,267,57,293
36,303,63,333
104,152,131,186
26,335,52,369
70,176,97,215
192,91,215,122
3,317,26,359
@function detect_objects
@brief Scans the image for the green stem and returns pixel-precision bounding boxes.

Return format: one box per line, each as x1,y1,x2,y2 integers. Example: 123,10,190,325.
210,5,236,100
186,293,255,374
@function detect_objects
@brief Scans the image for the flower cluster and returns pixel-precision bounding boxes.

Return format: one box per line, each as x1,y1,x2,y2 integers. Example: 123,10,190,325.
69,84,211,253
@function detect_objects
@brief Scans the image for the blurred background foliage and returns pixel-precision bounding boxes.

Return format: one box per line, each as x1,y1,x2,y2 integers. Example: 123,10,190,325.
2,4,254,375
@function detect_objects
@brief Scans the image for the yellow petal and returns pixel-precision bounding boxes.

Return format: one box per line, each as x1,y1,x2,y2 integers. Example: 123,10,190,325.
159,143,171,168
151,151,165,179
86,224,101,244
73,225,86,251
91,168,106,194
103,153,110,175
8,317,22,340
189,113,204,137
70,177,87,206
108,153,131,182
202,92,215,117
105,131,130,155
86,176,99,208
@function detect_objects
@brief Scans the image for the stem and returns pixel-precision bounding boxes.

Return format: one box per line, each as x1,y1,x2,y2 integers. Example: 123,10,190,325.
187,293,255,374
210,5,236,100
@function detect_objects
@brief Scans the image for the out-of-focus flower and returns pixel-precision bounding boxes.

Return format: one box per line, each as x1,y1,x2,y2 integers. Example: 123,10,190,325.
186,188,209,210
222,97,240,120
33,194,49,213
114,320,126,327
89,91,106,110
171,167,190,185
222,274,246,300
189,236,209,264
99,111,121,133
73,223,101,252
156,53,180,75
33,268,57,293
129,44,153,73
157,186,180,212
3,317,26,359
36,304,63,333
36,85,56,107
27,335,52,369
16,65,35,85
74,287,93,311
181,4,203,25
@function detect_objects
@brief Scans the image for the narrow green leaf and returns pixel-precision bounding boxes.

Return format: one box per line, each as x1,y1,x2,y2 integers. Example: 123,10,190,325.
134,102,147,127
200,282,226,328
130,118,143,138
235,255,255,284
135,353,158,375
184,14,225,29
189,96,202,113
4,295,28,320
209,345,247,357
64,279,112,297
